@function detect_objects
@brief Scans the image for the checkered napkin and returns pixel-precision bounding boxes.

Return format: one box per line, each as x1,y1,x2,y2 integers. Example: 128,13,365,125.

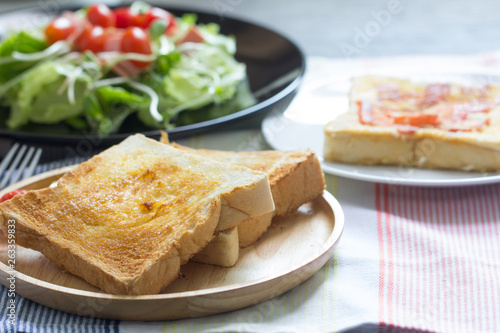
2,53,500,333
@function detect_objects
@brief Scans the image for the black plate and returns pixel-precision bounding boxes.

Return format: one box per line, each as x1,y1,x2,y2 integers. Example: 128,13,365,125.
0,4,305,161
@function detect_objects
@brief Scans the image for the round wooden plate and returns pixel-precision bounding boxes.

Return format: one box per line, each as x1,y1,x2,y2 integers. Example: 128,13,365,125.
0,167,344,321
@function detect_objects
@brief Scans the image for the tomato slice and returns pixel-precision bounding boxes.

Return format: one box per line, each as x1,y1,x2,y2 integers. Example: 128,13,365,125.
357,101,393,126
177,25,204,44
44,16,77,44
121,27,153,68
0,189,27,203
392,113,440,127
165,16,178,36
87,4,116,27
75,26,108,53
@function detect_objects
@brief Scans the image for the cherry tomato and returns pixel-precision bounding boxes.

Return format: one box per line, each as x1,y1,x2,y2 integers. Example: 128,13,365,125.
114,7,141,28
44,16,77,44
121,27,152,68
87,4,116,27
165,16,178,36
0,190,27,203
75,26,107,53
142,7,174,28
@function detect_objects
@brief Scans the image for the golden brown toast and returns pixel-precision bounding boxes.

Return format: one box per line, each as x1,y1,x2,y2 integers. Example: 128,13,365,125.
162,138,325,267
324,75,500,171
0,134,274,295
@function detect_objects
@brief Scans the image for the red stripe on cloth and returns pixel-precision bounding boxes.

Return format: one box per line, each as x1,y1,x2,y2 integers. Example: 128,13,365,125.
454,188,473,331
385,184,394,324
392,186,406,329
485,186,500,328
439,188,457,332
406,187,418,330
375,183,386,324
414,187,425,328
467,187,487,332
487,186,500,328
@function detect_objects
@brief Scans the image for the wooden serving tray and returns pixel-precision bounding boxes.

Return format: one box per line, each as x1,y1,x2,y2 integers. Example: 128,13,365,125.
0,167,344,321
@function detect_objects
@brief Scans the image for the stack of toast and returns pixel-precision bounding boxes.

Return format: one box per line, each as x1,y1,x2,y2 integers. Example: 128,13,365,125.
161,136,325,267
0,134,325,295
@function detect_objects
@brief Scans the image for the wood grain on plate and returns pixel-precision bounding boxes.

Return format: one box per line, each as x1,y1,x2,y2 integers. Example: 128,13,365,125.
0,168,344,321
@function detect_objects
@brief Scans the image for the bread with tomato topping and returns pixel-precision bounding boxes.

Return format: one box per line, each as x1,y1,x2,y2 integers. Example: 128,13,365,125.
0,134,274,295
324,75,500,171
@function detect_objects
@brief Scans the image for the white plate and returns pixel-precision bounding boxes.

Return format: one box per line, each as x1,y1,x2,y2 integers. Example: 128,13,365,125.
262,59,500,186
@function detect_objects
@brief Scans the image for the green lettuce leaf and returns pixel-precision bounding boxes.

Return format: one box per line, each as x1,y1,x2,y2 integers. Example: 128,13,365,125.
0,31,48,83
85,85,150,135
176,78,256,125
161,44,246,117
6,61,91,129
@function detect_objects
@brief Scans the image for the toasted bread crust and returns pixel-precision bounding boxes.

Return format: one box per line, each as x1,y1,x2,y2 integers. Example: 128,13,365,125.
191,227,239,267
237,211,274,248
267,151,325,216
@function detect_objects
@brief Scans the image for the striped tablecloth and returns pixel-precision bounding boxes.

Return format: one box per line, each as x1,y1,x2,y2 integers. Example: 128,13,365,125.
2,52,500,332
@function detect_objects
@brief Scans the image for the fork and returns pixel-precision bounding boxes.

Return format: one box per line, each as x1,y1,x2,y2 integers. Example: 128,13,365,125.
0,143,43,190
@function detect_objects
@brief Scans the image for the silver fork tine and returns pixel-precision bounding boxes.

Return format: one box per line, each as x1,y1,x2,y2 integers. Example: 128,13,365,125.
0,145,27,189
9,146,36,186
0,144,43,190
24,147,43,180
0,143,20,177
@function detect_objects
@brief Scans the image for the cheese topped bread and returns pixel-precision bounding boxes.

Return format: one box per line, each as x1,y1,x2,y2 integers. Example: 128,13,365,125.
0,134,274,295
324,75,500,172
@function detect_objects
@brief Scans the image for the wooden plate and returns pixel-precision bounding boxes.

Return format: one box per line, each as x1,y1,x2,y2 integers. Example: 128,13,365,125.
0,167,344,321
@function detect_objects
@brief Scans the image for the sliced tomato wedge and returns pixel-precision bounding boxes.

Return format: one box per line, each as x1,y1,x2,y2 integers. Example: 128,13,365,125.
396,126,418,135
0,189,27,203
177,25,204,44
392,113,440,127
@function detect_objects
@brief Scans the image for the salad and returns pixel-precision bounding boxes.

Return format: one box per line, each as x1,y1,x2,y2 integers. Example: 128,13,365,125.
0,2,254,135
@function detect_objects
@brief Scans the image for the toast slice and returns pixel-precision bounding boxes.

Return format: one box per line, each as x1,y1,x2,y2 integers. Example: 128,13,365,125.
0,134,274,295
324,75,500,171
163,138,325,266
191,227,239,267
